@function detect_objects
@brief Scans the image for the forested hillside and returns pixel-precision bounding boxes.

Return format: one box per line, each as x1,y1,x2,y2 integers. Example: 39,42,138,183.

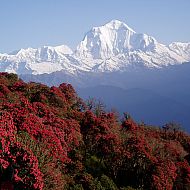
0,72,190,190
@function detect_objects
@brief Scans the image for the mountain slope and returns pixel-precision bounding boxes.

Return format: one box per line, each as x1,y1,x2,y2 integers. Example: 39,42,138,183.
1,72,190,190
0,45,89,75
1,20,190,75
75,19,190,71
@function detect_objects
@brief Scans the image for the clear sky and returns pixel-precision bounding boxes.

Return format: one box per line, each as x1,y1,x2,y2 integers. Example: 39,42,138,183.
0,0,190,53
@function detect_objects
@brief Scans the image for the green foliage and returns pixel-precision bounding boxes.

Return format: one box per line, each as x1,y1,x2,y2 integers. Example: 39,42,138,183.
70,184,84,190
120,187,136,190
100,175,118,190
85,155,106,177
6,73,19,85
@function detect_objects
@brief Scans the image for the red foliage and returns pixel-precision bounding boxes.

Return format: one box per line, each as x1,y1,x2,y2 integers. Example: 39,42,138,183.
1,72,190,189
0,73,83,189
152,161,177,190
0,111,43,189
122,117,137,131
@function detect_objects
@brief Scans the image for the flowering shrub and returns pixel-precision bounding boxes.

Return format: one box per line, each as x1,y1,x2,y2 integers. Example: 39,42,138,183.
0,72,190,189
0,111,43,189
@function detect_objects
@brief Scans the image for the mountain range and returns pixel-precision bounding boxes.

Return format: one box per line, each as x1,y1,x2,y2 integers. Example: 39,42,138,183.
1,19,190,75
1,20,190,131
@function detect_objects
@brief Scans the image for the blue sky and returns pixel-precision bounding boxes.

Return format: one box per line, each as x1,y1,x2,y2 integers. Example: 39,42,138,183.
0,0,190,53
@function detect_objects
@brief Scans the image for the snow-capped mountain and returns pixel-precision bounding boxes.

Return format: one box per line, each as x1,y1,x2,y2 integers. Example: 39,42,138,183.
75,20,190,71
76,19,157,59
0,45,89,75
1,20,190,75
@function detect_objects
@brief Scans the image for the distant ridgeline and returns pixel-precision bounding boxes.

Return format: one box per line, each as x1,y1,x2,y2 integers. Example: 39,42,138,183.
0,72,190,190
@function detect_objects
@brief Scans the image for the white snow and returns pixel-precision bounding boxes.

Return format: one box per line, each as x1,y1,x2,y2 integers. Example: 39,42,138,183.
0,20,190,75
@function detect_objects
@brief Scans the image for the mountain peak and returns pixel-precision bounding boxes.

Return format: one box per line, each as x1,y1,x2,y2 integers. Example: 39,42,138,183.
54,45,73,55
76,20,156,59
104,19,136,33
